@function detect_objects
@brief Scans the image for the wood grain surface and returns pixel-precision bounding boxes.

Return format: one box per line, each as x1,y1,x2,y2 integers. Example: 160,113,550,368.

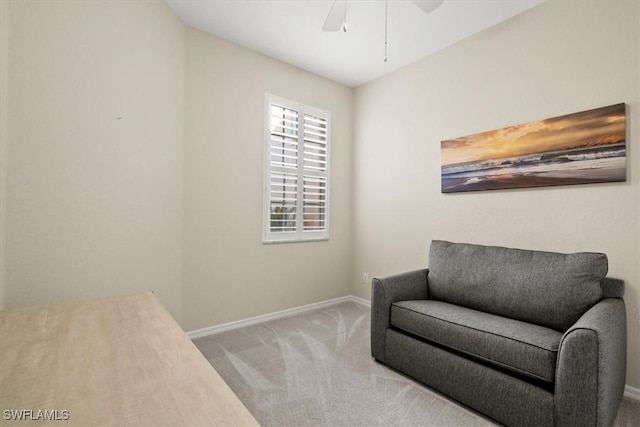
0,292,259,426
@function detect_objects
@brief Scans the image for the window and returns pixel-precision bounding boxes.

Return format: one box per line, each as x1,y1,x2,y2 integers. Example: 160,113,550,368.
263,95,330,243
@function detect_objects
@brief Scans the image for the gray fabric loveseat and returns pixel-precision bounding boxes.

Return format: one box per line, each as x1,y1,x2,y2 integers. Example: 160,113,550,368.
371,240,626,426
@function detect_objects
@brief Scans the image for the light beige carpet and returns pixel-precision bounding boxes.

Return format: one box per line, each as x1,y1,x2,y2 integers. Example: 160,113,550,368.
193,301,640,426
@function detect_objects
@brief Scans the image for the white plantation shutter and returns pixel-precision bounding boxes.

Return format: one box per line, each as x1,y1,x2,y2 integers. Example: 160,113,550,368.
302,113,328,232
264,95,330,242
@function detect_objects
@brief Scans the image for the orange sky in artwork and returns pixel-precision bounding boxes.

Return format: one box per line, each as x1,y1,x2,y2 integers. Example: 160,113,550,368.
441,104,626,166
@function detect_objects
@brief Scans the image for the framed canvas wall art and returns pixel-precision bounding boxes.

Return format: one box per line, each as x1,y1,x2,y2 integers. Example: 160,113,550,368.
440,103,626,193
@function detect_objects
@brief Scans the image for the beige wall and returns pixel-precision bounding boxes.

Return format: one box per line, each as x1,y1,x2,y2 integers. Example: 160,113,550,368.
0,0,8,311
182,27,353,331
1,0,353,331
4,1,185,322
351,0,639,387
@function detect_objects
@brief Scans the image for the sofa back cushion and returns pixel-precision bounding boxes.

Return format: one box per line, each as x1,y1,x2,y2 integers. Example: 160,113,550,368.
428,240,608,331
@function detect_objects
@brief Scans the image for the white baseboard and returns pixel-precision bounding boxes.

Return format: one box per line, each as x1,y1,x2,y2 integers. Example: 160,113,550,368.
625,384,640,401
187,295,358,339
187,294,639,401
349,295,371,307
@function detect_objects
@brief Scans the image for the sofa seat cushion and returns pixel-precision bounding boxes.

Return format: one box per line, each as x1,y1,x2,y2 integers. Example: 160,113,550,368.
390,300,563,383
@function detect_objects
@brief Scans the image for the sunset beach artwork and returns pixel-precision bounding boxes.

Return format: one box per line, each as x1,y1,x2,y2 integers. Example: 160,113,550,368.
441,103,626,193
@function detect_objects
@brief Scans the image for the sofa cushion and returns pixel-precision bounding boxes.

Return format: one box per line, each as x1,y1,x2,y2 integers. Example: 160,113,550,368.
428,240,608,331
391,300,563,383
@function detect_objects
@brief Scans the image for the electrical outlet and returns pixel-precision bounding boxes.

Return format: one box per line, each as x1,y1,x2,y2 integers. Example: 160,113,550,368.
362,273,369,284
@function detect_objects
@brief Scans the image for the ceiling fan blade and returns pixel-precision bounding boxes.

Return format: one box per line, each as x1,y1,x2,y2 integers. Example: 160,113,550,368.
322,0,346,32
411,0,445,14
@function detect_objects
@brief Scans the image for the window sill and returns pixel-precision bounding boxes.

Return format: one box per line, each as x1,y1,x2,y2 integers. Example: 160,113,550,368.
262,237,329,245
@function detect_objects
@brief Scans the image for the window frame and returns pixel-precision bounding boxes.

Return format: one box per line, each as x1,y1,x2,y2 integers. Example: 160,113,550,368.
262,94,331,244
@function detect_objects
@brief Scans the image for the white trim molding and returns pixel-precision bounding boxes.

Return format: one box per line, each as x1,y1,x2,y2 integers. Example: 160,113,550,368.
349,295,371,307
187,295,355,339
625,384,640,401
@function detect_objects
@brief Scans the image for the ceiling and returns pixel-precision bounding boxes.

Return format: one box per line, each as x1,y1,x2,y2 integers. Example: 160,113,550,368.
165,0,545,88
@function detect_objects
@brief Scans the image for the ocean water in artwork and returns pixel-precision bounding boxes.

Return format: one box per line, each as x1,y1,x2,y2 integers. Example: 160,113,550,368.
441,142,626,193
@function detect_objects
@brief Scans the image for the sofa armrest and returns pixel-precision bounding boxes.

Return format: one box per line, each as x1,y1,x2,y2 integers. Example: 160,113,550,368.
555,297,626,427
371,269,429,363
